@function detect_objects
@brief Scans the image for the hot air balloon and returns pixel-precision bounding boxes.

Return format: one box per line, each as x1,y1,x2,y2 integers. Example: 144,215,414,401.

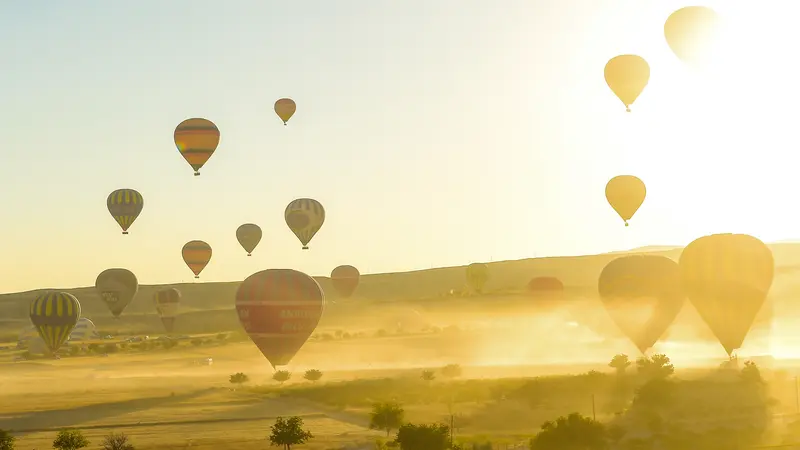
154,288,181,333
236,224,263,256
605,175,646,226
598,255,685,354
664,6,720,66
274,98,297,125
679,233,774,357
182,240,212,279
173,118,220,176
107,189,144,234
69,318,98,342
331,265,360,298
466,263,490,294
95,268,139,319
235,269,325,368
604,55,650,112
285,199,325,250
527,277,564,299
29,292,81,354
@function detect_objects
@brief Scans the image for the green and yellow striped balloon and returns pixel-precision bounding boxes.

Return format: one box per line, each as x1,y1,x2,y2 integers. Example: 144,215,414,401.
107,189,144,234
29,292,81,354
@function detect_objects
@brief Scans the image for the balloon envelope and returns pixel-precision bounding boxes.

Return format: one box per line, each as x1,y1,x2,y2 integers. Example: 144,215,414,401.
605,175,646,226
174,118,220,176
154,288,181,333
29,292,81,353
604,55,650,112
679,233,774,356
107,189,144,234
236,224,263,256
598,255,685,354
331,265,360,298
182,240,212,278
285,199,325,250
664,6,720,66
466,263,490,293
235,269,325,368
527,277,564,297
274,98,297,124
95,268,139,318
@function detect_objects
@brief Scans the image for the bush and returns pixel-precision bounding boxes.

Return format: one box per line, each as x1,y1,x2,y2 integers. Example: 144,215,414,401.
304,369,323,382
191,339,203,346
53,429,89,450
230,372,250,386
100,432,134,450
273,370,291,384
0,429,15,450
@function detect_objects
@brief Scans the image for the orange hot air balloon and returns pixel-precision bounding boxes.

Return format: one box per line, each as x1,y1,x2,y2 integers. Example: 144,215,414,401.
173,118,220,176
679,233,774,357
236,269,325,368
605,175,646,226
527,277,564,298
274,98,297,125
331,265,360,298
182,240,212,279
604,55,650,112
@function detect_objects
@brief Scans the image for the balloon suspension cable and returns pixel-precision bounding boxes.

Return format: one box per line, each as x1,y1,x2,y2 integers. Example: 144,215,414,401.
122,231,129,235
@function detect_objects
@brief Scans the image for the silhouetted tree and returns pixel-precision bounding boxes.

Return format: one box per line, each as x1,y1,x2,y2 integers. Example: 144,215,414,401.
370,401,405,437
101,432,134,450
631,378,676,411
741,360,763,384
273,370,291,385
394,423,450,450
0,429,15,450
303,369,323,382
441,364,462,379
268,416,313,450
609,354,631,375
529,413,608,450
53,429,89,450
229,372,249,388
421,369,436,382
635,354,674,380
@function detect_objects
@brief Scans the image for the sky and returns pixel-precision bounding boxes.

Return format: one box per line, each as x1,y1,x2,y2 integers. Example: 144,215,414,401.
0,0,799,293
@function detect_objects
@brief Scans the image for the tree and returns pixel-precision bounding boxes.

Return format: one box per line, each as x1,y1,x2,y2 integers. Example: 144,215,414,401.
101,432,134,450
741,360,764,384
421,369,436,382
529,413,609,450
229,372,250,388
608,354,631,375
441,364,462,379
303,369,323,383
369,401,405,437
394,423,450,450
268,416,313,450
273,370,291,385
0,429,15,450
53,429,90,450
635,353,674,380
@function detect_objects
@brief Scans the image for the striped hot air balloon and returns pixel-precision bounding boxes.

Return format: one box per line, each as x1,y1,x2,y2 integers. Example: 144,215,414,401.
284,199,325,250
29,292,81,354
69,318,99,342
107,189,144,234
235,269,325,368
331,265,360,298
95,268,138,318
466,263,489,294
154,288,181,333
173,118,220,176
182,240,212,278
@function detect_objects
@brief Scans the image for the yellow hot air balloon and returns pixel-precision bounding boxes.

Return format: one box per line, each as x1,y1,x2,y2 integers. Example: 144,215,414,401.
679,233,774,357
604,55,650,112
107,189,144,234
173,118,220,176
29,292,81,354
285,198,325,250
182,240,212,278
274,98,297,125
664,6,720,66
605,175,646,226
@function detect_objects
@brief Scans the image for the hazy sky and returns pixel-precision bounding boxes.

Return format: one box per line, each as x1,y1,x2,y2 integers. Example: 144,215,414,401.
1,1,798,292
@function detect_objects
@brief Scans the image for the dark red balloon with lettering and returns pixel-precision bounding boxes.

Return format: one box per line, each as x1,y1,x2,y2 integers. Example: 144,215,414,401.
331,265,360,298
235,269,325,368
527,277,564,296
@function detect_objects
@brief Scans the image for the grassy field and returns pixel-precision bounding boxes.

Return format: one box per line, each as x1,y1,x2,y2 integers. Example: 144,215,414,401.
4,246,800,448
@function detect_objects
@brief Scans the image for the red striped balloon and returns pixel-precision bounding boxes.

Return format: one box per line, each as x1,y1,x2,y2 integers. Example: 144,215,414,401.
235,269,325,368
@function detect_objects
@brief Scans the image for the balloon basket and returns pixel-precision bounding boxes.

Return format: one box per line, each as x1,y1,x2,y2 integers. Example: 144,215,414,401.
122,231,129,235
302,246,309,250
247,253,252,256
194,172,200,176
195,275,199,279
